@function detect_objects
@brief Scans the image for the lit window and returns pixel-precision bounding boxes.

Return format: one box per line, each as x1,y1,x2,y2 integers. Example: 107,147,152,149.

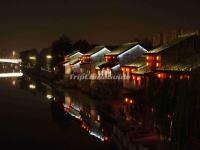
129,99,134,104
131,69,135,73
137,76,141,81
126,68,130,72
97,115,101,121
125,98,128,103
157,74,161,78
132,75,136,80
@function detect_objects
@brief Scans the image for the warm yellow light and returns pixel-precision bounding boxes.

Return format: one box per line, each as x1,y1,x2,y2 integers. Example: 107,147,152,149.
125,98,128,103
12,51,16,56
12,80,16,86
146,56,149,60
29,84,36,89
46,55,52,59
156,63,159,67
137,76,141,81
126,68,130,72
97,115,101,121
131,69,135,73
156,56,160,61
29,56,36,60
146,62,149,66
46,94,53,100
158,74,161,78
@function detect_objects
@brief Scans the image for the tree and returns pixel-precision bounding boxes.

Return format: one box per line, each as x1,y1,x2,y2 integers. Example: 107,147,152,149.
73,40,92,53
51,35,72,66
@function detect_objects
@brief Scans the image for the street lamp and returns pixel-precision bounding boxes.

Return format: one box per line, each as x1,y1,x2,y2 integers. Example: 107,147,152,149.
29,56,36,60
46,55,52,59
12,50,16,57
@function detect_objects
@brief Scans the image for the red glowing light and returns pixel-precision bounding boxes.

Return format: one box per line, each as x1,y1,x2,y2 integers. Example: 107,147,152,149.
129,100,134,104
137,76,141,81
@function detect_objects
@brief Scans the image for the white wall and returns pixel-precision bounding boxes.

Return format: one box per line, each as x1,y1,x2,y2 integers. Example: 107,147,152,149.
118,44,147,65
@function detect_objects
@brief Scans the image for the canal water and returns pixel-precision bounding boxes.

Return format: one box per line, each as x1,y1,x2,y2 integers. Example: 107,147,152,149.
0,71,199,150
0,75,116,150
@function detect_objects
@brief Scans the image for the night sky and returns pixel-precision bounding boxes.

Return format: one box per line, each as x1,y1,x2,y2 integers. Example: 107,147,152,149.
0,0,199,51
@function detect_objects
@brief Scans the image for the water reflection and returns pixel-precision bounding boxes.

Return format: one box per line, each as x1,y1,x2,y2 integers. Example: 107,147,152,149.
18,76,112,143
50,100,71,127
15,74,200,150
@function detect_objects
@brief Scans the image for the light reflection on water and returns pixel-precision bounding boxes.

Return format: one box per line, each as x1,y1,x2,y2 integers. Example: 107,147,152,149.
1,72,199,150
16,75,112,143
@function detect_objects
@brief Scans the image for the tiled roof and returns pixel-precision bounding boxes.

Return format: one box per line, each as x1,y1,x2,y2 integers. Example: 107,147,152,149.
70,53,83,65
95,60,107,69
123,56,146,68
84,46,106,55
147,33,197,54
98,61,119,69
107,42,138,56
68,51,81,57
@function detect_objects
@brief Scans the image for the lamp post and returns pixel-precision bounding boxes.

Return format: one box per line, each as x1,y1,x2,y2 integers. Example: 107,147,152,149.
46,55,52,71
12,50,16,58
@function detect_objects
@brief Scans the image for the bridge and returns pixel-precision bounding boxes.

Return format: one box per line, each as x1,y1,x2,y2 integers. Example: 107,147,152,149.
0,59,22,64
0,72,23,78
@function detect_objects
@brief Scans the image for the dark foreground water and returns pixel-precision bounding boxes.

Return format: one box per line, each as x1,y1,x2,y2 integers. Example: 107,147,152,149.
0,71,200,150
0,76,116,150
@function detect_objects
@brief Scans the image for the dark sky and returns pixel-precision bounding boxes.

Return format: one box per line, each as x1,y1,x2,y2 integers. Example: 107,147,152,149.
0,0,199,51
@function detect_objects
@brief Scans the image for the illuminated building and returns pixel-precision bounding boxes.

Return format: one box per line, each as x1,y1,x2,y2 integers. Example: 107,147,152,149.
63,51,83,75
80,46,111,75
144,32,200,80
98,43,147,76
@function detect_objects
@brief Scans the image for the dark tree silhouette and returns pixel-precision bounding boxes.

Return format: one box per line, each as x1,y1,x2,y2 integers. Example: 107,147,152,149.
73,40,92,53
51,35,72,66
